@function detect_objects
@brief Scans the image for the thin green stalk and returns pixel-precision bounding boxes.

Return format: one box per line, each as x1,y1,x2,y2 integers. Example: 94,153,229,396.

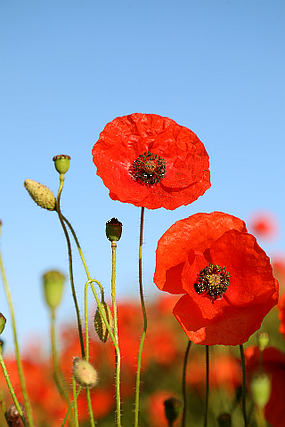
134,206,147,427
204,345,209,427
71,377,79,427
86,387,95,427
111,241,121,427
55,174,85,359
239,344,248,427
50,308,72,424
0,354,29,427
0,243,35,427
181,340,192,427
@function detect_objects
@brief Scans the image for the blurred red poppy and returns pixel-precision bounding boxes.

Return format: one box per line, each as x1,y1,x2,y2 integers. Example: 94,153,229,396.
92,113,210,210
245,346,285,427
154,212,279,345
249,211,278,240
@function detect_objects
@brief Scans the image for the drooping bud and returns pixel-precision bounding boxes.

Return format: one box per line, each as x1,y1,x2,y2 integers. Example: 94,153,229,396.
24,179,56,211
217,413,232,427
0,313,6,334
164,397,182,426
52,155,71,175
94,301,113,343
250,372,271,410
105,217,122,242
5,403,29,427
43,270,65,310
72,357,98,389
257,332,269,352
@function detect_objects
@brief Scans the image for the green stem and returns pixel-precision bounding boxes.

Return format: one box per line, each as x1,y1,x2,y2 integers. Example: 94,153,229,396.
0,354,29,427
0,243,34,427
111,242,121,427
70,377,79,427
181,340,192,427
86,387,95,427
204,345,209,427
55,174,85,359
50,308,72,423
134,206,147,427
239,344,248,427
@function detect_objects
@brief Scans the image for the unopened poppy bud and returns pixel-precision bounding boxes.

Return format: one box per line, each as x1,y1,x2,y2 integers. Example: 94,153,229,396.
72,357,98,388
106,217,122,242
164,397,182,425
94,301,113,343
257,332,269,352
5,403,29,427
0,313,6,334
43,270,65,310
52,154,71,174
24,179,56,211
217,413,232,427
250,372,271,410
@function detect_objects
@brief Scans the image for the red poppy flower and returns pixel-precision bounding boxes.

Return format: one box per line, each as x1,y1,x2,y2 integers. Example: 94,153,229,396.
154,212,279,345
249,211,279,240
245,346,285,427
92,113,210,210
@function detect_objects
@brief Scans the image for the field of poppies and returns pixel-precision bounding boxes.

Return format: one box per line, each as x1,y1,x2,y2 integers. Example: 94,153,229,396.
0,114,284,426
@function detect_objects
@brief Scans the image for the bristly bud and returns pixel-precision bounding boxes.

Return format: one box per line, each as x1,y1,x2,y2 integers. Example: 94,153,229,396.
5,403,29,427
257,331,269,352
72,357,98,389
105,217,122,242
94,301,113,343
43,270,65,310
52,154,71,174
24,179,56,211
0,313,6,334
250,372,271,410
164,397,182,425
217,413,232,427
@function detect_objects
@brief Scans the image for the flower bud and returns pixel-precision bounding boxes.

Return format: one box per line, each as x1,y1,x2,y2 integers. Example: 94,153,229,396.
257,331,269,352
164,397,182,425
43,270,65,310
24,179,56,211
94,301,113,343
5,403,29,427
217,413,232,427
106,218,122,242
0,313,6,334
52,154,71,174
250,372,271,410
72,357,98,388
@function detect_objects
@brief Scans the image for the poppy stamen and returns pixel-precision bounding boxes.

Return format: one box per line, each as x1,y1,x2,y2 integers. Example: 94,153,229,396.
131,152,166,186
194,263,231,301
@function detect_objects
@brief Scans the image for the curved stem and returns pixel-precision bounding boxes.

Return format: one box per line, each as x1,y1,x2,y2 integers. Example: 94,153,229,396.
204,345,209,427
134,207,147,427
0,244,34,427
111,242,121,427
181,340,192,427
0,354,29,427
239,344,248,427
55,174,85,359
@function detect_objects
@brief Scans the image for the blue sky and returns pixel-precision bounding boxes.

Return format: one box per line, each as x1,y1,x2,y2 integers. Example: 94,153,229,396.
0,0,284,352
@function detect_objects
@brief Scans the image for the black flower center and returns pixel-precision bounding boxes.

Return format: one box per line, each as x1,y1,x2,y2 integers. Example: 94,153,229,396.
194,263,231,301
131,152,166,185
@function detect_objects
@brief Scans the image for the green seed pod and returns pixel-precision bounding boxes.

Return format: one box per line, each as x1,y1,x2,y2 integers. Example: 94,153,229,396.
94,301,113,343
52,154,71,174
217,413,232,427
73,357,98,389
0,313,6,335
257,331,269,352
164,397,182,425
24,179,56,211
250,372,272,410
105,218,122,242
43,270,65,310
